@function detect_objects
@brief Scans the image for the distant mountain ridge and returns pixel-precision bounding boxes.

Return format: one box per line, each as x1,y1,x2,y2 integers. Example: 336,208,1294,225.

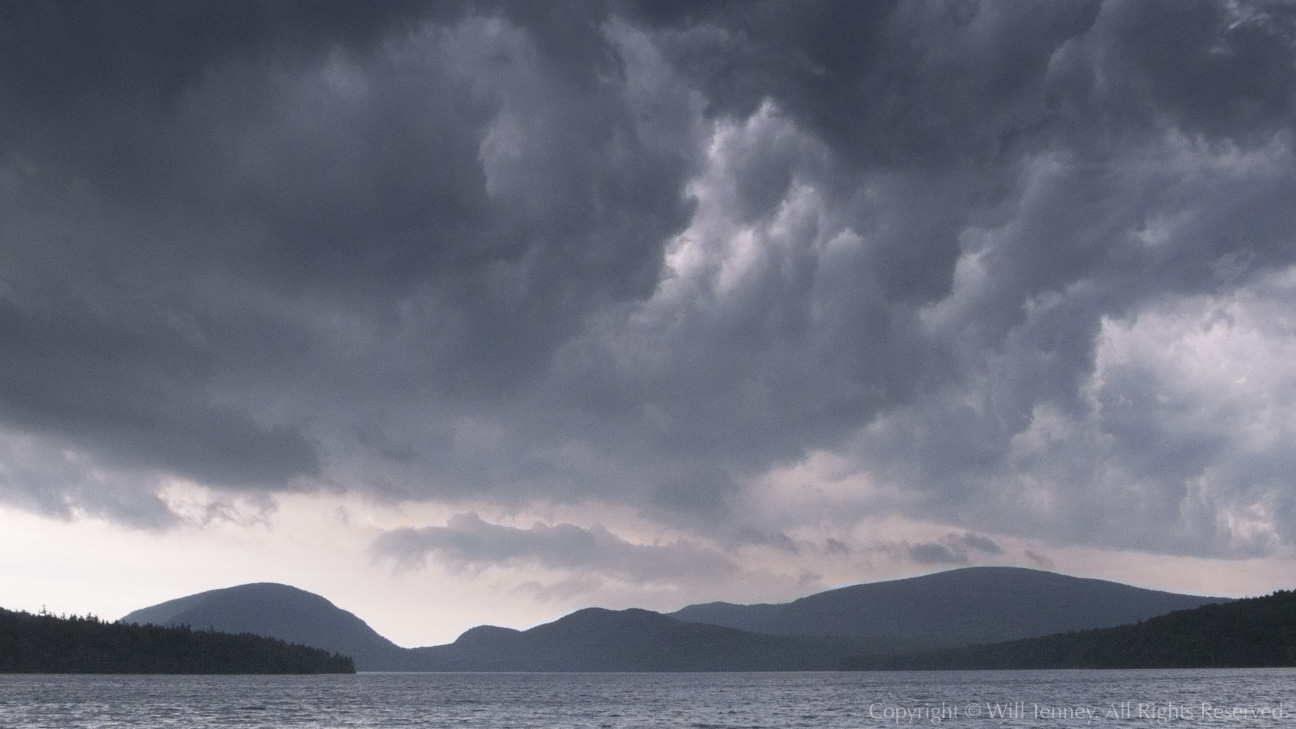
122,594,894,671
409,607,882,671
119,567,1234,671
845,589,1296,670
671,567,1229,644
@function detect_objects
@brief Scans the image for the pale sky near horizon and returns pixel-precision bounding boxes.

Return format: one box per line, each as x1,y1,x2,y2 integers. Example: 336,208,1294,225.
4,0,1296,647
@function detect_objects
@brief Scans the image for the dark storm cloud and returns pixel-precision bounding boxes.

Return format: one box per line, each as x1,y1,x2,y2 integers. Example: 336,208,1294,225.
0,0,697,519
953,533,1002,556
0,298,318,488
371,512,738,585
2,0,1295,564
908,542,964,566
906,532,1001,566
732,527,800,554
1024,551,1054,569
0,431,178,528
635,0,1104,169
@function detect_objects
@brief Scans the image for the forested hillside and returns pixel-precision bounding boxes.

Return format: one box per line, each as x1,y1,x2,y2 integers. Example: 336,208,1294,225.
673,567,1228,643
0,607,354,674
846,590,1296,670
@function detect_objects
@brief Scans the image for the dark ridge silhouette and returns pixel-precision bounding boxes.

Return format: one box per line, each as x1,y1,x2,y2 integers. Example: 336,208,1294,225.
120,583,419,671
845,589,1296,670
0,607,354,674
410,607,901,671
672,566,1229,644
119,567,1237,671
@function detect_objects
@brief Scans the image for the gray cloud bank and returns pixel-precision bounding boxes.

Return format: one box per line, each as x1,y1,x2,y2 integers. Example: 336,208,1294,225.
372,512,737,588
908,533,1004,565
2,1,1295,560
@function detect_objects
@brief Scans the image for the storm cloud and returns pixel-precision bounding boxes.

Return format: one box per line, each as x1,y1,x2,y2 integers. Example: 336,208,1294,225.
3,0,1296,576
372,512,738,587
908,532,1004,565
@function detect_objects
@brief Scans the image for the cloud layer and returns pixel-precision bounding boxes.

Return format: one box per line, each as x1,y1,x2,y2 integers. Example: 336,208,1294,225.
3,0,1295,582
373,512,738,588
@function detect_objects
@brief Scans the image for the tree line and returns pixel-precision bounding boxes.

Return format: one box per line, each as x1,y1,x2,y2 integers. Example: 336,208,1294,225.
844,589,1296,670
0,607,354,673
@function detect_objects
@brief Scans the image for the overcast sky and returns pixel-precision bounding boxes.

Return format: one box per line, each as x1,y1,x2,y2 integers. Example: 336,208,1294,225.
3,0,1296,646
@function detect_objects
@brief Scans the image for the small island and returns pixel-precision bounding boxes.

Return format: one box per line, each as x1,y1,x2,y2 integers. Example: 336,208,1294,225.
0,607,354,674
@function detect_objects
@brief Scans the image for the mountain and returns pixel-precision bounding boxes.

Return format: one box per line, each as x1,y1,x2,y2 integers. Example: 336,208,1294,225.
120,583,420,671
1,607,353,674
410,607,888,671
671,566,1229,645
845,589,1296,670
120,568,1234,671
120,587,900,671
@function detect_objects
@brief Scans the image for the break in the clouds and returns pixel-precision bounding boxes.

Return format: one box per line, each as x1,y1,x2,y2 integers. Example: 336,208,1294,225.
3,0,1296,587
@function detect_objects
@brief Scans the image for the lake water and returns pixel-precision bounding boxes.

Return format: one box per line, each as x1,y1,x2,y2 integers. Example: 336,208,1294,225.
1,669,1292,728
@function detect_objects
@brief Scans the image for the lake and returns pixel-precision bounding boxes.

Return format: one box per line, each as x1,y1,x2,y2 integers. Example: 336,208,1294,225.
1,669,1292,728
